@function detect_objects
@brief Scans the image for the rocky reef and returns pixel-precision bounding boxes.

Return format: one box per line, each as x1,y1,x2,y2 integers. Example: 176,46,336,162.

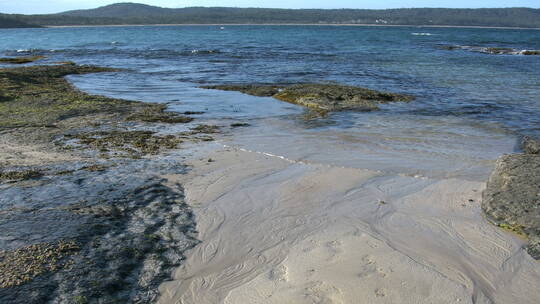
0,56,45,64
0,64,193,129
0,64,211,303
201,83,413,112
439,45,540,56
482,137,540,260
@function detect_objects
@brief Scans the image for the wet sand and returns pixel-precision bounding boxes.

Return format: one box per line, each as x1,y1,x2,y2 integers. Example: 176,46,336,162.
158,144,540,304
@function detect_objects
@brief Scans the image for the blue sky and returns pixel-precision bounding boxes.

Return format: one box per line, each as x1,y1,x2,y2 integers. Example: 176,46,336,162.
1,1,539,14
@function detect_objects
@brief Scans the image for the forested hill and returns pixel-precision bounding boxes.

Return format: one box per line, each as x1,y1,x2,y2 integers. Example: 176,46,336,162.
2,3,540,28
0,16,40,28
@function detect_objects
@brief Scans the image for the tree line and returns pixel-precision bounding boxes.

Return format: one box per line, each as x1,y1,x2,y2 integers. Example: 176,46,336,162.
1,6,540,28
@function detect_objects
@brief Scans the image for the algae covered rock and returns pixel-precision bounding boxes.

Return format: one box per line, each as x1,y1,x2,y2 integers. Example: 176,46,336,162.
521,50,540,56
0,169,43,182
201,84,283,97
0,56,45,65
438,45,540,56
125,104,194,124
0,64,192,129
482,139,540,260
484,47,516,55
201,83,413,112
523,136,540,154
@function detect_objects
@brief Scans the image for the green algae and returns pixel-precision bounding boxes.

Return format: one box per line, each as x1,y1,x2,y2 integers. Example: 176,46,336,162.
81,164,108,172
0,240,80,288
125,105,194,124
66,130,182,157
0,64,193,129
0,169,43,181
230,123,250,128
0,65,129,128
190,124,220,134
499,223,527,238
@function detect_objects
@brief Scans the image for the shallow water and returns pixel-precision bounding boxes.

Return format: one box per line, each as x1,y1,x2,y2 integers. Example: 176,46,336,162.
2,25,538,176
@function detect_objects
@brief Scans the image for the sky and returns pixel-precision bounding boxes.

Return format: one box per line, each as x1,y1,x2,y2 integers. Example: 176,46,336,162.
1,0,539,14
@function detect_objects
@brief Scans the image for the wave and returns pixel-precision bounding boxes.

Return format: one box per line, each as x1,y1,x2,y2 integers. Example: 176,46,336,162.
4,48,224,59
4,48,47,55
412,32,434,36
438,45,540,56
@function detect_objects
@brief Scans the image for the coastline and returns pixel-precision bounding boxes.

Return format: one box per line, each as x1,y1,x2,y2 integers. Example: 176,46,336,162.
1,61,539,303
43,23,540,30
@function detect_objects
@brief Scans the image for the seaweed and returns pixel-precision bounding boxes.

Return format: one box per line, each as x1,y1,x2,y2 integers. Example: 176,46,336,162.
125,105,194,124
201,83,413,112
0,240,80,288
0,169,43,181
190,124,220,134
66,130,182,157
230,123,250,128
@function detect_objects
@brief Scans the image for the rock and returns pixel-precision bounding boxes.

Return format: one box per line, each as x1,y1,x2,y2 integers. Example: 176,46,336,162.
201,84,283,97
0,169,43,181
437,45,462,51
521,50,540,56
0,56,45,64
438,45,540,56
125,104,194,124
201,83,413,112
482,152,540,260
484,47,516,55
522,136,540,154
230,123,250,128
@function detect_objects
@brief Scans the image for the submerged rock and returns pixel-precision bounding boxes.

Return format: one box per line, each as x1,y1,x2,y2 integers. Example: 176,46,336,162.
0,161,198,303
0,56,45,64
439,45,540,56
0,169,43,182
482,137,540,260
64,130,182,158
523,136,540,154
202,84,284,97
484,47,516,55
201,83,413,112
521,50,540,56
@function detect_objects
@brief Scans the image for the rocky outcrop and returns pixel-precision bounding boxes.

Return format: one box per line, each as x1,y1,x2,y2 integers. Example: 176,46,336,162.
0,64,206,303
439,45,540,56
201,83,413,112
482,137,540,260
523,136,540,155
0,56,45,64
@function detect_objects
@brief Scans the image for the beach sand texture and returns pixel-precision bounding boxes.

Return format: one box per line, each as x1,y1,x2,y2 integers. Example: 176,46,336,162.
158,147,540,304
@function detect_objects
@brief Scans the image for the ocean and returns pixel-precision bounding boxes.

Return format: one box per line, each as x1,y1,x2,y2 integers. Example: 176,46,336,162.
2,25,539,179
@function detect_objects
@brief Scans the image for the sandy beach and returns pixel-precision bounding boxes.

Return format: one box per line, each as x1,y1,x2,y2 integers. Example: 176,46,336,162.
157,143,540,304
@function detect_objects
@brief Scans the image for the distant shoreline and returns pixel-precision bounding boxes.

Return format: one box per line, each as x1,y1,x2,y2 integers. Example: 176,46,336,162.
44,23,540,30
